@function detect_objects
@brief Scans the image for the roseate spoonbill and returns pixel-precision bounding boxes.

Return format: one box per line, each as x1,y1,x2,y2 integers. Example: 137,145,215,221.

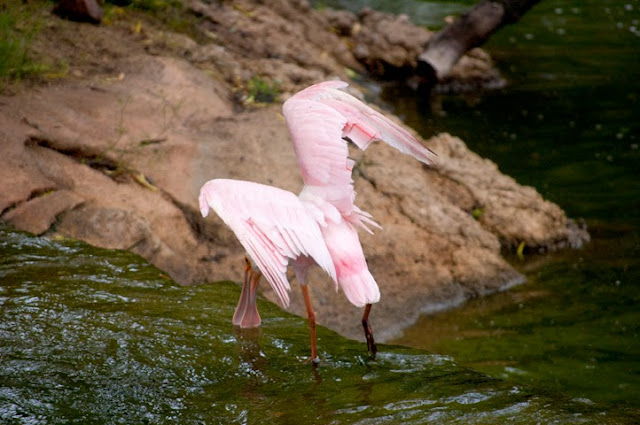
199,80,435,362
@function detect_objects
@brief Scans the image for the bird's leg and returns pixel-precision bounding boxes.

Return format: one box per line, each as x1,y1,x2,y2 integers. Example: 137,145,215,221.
362,303,377,356
300,284,319,364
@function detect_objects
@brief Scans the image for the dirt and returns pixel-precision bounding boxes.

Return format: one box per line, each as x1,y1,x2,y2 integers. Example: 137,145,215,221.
0,0,588,342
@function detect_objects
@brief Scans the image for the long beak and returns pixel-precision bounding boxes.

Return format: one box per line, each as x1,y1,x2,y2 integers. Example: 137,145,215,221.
233,259,262,328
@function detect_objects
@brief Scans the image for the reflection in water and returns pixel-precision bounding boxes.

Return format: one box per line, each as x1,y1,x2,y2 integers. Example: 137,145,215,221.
234,326,264,366
393,230,640,409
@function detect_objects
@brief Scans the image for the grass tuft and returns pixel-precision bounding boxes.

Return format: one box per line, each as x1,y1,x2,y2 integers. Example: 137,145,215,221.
245,76,281,104
0,2,45,87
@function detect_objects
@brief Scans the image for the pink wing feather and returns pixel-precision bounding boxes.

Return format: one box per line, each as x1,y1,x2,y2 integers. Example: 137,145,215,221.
283,80,435,232
284,80,436,169
199,179,337,307
315,88,437,164
283,99,351,189
199,81,434,313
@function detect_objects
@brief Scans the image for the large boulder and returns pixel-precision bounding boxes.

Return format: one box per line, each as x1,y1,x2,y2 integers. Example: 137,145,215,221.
0,1,587,341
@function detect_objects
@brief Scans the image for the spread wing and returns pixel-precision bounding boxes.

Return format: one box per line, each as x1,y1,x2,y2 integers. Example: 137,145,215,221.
199,179,337,307
283,98,354,202
284,80,436,181
283,80,436,231
315,86,437,165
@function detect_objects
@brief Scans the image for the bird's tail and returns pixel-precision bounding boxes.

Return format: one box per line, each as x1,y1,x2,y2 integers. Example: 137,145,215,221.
338,268,380,308
346,204,381,235
321,215,381,307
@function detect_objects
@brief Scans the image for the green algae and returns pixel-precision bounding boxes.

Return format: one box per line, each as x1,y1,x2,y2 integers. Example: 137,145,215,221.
1,226,635,424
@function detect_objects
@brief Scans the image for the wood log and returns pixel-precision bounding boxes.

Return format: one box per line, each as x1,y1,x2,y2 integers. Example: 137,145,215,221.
418,0,541,81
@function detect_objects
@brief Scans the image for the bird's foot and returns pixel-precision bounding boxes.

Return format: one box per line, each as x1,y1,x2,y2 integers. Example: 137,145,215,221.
304,355,321,366
364,323,377,356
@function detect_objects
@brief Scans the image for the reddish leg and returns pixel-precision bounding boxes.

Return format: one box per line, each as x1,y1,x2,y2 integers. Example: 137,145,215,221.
362,303,377,356
300,284,319,364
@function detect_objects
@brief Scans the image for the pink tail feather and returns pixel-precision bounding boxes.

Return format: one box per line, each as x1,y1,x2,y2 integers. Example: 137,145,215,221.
338,268,380,308
321,218,381,308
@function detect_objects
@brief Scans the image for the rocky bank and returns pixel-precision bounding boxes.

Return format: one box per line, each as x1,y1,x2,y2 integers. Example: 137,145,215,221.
0,0,588,341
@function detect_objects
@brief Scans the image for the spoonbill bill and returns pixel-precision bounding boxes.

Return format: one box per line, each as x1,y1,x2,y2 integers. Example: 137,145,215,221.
199,80,435,362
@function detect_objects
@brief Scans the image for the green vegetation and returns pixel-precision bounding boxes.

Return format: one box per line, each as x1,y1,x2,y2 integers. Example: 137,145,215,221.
245,75,282,104
127,0,182,11
0,1,47,87
105,0,201,37
0,0,204,91
471,207,485,220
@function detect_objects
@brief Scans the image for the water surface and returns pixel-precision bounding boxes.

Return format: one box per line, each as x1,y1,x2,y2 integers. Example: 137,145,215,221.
3,226,632,424
317,0,640,413
2,0,639,422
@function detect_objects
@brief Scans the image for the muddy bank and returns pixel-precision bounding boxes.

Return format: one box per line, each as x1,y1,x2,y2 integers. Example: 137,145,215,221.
0,0,587,341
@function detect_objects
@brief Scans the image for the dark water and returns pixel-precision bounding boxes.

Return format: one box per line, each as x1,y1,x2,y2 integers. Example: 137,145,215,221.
2,0,639,423
3,226,634,424
317,0,640,414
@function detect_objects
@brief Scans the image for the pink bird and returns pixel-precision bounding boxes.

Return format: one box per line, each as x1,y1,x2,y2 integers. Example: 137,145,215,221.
199,80,435,362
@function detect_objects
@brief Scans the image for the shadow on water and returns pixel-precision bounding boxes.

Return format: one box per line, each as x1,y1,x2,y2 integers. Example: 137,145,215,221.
1,225,638,424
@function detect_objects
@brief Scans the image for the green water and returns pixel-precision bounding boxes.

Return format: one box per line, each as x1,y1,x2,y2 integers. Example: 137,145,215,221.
3,226,634,424
2,0,639,423
317,0,640,414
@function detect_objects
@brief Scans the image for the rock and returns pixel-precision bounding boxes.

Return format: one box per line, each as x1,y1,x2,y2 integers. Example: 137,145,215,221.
3,190,84,235
0,1,588,342
321,6,505,90
321,8,357,36
53,0,104,24
351,8,433,77
429,134,590,250
185,0,363,93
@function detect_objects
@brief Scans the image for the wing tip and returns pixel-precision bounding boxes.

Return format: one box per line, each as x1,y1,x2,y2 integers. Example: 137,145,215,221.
198,186,211,217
